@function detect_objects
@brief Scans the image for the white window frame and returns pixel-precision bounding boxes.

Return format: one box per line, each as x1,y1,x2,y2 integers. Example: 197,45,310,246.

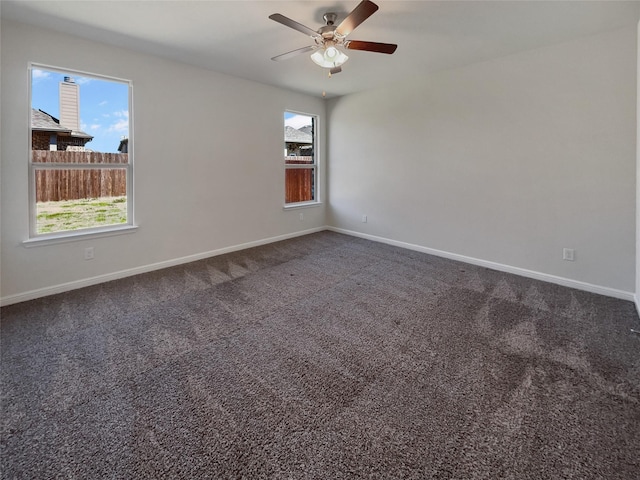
25,63,136,246
284,110,320,208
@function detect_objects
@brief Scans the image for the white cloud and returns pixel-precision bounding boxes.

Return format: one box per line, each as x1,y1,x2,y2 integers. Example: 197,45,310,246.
99,100,108,106
75,77,92,85
107,111,129,133
285,114,313,129
32,69,51,81
108,119,128,133
89,124,101,131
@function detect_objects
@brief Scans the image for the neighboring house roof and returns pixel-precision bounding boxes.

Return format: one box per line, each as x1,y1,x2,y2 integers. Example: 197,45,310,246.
298,125,313,136
118,137,128,153
31,108,70,133
31,108,93,139
285,126,312,144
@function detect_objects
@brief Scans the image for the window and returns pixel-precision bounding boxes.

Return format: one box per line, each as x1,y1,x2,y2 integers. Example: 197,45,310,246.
29,64,133,239
284,111,317,205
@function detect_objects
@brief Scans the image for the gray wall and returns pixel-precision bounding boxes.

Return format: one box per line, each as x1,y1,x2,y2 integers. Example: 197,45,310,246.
1,20,637,305
1,19,326,304
327,27,636,297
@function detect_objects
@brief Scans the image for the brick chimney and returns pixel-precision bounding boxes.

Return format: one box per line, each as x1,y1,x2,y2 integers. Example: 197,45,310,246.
59,76,80,133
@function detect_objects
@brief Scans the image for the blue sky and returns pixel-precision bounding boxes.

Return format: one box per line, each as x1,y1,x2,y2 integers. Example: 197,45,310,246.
31,68,129,153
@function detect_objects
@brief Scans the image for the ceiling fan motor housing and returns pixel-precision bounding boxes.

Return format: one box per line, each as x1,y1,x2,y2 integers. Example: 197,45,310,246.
319,13,342,41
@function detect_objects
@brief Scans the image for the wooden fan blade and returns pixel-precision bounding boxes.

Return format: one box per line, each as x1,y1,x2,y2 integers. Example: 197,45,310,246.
335,0,379,37
271,45,317,62
269,14,320,38
345,40,397,54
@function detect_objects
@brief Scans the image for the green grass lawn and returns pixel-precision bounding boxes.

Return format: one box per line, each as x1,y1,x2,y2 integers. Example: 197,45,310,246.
37,196,127,234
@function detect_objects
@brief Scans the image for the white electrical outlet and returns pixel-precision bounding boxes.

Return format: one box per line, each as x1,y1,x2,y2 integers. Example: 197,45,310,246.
562,248,575,261
84,247,94,260
362,214,367,223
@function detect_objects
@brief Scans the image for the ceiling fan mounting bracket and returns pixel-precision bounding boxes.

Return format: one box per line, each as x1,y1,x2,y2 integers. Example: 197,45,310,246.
323,12,338,26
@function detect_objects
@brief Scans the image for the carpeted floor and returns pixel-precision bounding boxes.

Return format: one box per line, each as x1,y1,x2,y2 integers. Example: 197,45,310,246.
1,231,639,479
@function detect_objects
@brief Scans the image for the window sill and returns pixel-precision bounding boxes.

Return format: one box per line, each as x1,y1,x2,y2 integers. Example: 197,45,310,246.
22,225,138,248
283,201,323,210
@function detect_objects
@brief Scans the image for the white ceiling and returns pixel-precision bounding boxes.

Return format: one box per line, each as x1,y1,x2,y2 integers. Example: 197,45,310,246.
2,1,639,99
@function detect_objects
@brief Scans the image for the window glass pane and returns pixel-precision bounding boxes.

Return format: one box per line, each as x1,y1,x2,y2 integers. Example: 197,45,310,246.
284,112,316,204
285,167,315,204
35,168,127,234
31,66,131,237
31,69,129,154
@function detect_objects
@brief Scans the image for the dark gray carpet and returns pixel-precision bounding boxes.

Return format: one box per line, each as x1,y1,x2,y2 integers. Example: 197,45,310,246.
1,231,639,479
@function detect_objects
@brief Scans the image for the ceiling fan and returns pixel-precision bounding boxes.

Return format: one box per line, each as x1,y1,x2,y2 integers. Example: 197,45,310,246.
269,0,397,75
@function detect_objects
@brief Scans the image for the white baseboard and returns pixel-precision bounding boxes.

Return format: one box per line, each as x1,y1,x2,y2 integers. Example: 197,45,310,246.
0,227,325,306
328,227,636,303
3,225,635,307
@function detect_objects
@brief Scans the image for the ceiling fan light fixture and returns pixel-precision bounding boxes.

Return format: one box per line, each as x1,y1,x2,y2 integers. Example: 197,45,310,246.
325,46,338,59
310,47,349,68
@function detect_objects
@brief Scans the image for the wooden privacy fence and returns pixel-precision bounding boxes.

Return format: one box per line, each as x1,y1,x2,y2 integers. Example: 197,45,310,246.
33,150,128,202
285,156,314,204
